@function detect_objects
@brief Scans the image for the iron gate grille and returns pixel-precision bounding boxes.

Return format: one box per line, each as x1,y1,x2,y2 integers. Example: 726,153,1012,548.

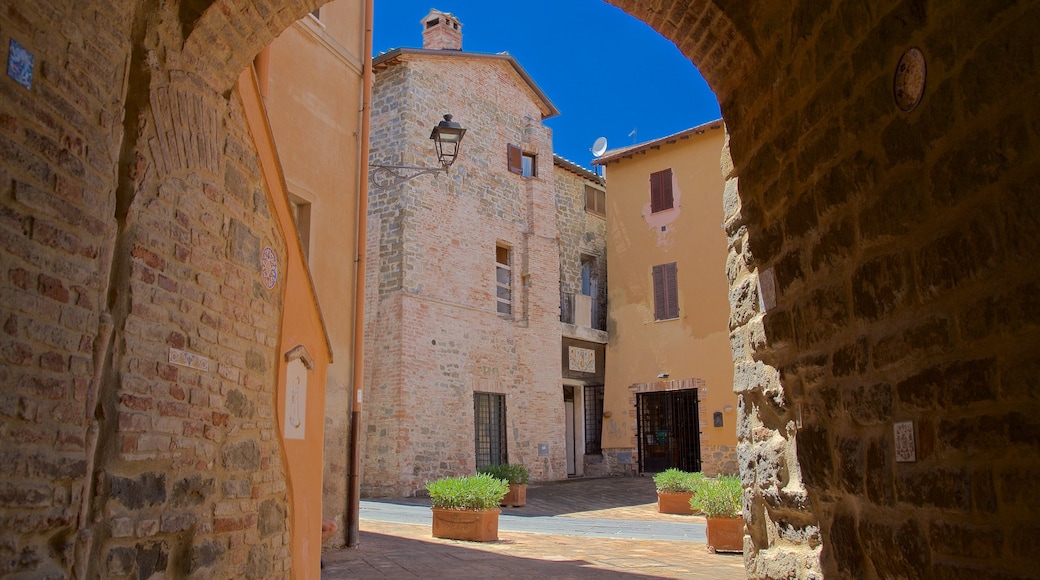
474,393,507,469
636,389,701,473
584,385,604,454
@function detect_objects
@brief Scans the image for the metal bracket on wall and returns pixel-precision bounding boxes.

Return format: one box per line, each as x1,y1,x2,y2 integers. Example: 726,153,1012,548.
369,163,447,191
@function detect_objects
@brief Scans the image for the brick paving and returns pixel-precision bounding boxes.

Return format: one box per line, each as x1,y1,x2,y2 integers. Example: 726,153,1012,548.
321,477,747,579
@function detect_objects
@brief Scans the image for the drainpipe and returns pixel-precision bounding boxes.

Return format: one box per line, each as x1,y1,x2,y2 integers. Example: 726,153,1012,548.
346,0,374,549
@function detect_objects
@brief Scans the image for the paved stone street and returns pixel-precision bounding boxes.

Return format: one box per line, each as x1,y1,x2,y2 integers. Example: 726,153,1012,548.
322,476,747,579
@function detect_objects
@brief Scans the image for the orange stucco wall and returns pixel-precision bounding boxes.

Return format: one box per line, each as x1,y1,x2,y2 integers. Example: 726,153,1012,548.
238,69,333,580
261,2,367,537
601,125,737,464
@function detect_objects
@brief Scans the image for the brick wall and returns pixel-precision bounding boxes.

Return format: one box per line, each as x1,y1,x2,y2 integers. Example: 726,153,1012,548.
364,52,566,496
0,0,328,575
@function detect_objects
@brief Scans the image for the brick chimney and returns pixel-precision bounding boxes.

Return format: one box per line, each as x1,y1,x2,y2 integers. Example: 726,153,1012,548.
422,9,462,50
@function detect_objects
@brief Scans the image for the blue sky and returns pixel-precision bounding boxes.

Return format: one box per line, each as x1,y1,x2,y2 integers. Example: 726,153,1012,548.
373,0,721,170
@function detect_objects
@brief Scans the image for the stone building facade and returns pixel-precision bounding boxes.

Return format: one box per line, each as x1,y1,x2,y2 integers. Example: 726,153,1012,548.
362,11,567,496
594,121,738,479
2,0,1039,578
553,156,609,478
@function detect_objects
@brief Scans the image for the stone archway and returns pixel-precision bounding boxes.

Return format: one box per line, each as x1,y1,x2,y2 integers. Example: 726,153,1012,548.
1,0,1039,578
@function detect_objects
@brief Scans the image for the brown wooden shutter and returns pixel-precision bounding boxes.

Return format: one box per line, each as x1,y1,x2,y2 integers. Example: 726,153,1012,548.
653,262,679,320
664,262,678,318
507,144,522,174
652,264,666,320
650,169,674,212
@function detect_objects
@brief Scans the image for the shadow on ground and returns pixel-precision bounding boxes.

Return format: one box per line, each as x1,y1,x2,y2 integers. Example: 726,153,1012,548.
322,529,741,579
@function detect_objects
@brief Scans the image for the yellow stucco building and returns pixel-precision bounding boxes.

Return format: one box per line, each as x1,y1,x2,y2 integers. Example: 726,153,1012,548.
594,120,737,476
256,1,371,547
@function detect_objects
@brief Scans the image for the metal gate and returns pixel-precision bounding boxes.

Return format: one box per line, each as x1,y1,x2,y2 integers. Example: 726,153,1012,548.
636,389,701,473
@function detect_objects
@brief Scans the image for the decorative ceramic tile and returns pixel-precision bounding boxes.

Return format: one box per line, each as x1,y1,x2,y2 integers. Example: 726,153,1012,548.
894,47,926,112
261,246,278,289
568,345,595,373
169,347,210,372
894,420,916,463
7,39,34,90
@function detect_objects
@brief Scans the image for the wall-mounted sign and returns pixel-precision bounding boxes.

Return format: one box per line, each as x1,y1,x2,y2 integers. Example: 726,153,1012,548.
261,246,278,289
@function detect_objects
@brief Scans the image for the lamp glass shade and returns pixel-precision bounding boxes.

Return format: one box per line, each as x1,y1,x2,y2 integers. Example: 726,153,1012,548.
430,115,466,168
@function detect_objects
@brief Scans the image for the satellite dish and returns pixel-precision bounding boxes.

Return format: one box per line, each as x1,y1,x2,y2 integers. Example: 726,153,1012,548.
591,137,608,157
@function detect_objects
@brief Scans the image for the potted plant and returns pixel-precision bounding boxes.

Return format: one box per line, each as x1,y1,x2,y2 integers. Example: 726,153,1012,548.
690,474,744,553
478,463,530,507
426,473,509,542
653,468,704,515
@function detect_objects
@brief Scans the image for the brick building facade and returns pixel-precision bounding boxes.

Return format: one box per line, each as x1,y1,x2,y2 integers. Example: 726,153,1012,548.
553,156,609,478
362,11,568,496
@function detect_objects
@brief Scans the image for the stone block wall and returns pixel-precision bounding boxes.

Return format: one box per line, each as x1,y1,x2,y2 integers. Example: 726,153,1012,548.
689,1,1040,578
364,52,567,496
554,161,607,312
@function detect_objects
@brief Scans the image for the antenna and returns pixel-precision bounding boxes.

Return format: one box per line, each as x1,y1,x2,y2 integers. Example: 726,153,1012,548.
591,137,607,157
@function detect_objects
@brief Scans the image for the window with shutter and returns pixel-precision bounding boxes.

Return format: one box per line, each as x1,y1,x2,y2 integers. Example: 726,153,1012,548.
652,262,679,320
650,168,674,213
585,185,605,217
507,144,523,175
507,144,537,178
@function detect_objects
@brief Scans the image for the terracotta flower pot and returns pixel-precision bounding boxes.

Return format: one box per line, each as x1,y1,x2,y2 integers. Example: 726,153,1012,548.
705,516,745,553
657,491,696,515
501,483,527,507
431,507,500,542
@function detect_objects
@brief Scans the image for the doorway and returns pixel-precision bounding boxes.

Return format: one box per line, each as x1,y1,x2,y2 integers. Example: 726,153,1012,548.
636,389,701,473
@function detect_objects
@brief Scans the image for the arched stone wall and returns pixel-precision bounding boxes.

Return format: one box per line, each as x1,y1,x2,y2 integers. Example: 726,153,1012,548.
608,1,1040,578
1,0,1039,577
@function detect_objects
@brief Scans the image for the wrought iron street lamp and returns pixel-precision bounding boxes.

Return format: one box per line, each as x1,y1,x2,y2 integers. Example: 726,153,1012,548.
369,114,467,190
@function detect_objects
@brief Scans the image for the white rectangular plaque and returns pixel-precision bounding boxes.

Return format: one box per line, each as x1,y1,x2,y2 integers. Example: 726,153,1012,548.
284,358,307,440
894,420,916,463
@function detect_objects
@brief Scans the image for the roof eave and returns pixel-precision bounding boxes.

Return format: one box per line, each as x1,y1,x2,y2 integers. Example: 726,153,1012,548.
372,48,560,119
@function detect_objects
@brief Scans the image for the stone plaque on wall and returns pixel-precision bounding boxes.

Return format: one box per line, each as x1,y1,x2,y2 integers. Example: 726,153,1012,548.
284,358,307,440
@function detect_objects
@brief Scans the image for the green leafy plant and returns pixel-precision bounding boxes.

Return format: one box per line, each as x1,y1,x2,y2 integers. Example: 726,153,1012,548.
653,468,705,493
426,474,509,510
690,475,742,518
478,463,530,485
